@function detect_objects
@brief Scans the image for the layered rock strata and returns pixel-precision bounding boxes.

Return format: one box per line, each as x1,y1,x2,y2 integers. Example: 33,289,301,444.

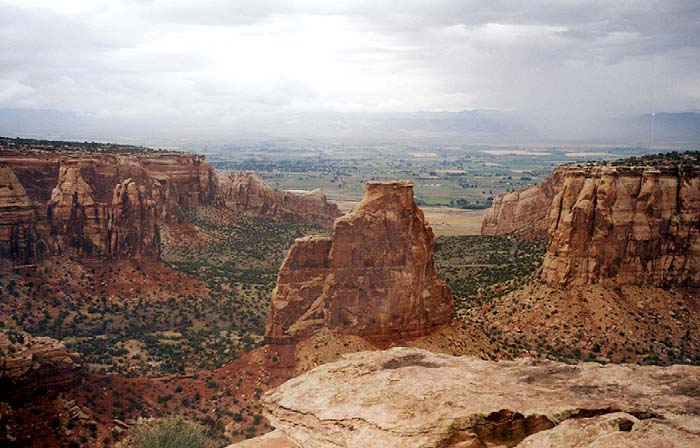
0,151,219,260
249,347,700,448
265,181,453,342
0,330,82,401
542,164,700,287
481,168,562,236
218,171,341,227
0,166,47,262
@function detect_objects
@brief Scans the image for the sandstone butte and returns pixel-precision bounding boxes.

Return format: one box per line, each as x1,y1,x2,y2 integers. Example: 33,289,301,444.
265,180,453,343
0,151,219,262
481,156,700,289
218,171,342,227
542,163,700,288
0,329,82,402
230,347,700,448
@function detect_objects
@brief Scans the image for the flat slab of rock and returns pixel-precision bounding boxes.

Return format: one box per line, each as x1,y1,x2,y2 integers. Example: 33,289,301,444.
226,430,299,448
258,347,700,447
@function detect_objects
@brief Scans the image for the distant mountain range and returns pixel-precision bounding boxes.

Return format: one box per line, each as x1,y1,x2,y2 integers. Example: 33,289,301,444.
0,108,697,147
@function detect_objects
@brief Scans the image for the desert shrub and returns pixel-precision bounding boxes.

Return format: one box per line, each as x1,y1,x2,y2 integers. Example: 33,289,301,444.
131,416,214,448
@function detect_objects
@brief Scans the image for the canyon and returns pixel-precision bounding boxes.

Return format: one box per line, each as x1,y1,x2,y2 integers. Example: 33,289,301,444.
3,143,700,447
265,180,453,343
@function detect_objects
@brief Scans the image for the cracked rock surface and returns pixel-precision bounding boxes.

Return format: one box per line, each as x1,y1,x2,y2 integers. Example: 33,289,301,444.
239,347,700,448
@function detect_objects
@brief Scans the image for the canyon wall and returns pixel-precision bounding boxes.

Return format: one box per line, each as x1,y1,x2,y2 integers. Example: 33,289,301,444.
0,151,219,261
265,180,453,343
218,171,341,227
480,154,700,288
481,168,562,236
542,163,700,287
0,166,48,263
0,330,82,402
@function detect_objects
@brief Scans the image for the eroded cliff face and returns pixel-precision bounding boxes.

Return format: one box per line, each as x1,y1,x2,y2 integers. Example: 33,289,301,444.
109,178,160,257
481,168,562,236
0,151,219,261
236,347,700,448
218,171,341,227
265,180,453,343
0,166,48,262
48,163,105,256
0,329,82,402
542,164,700,287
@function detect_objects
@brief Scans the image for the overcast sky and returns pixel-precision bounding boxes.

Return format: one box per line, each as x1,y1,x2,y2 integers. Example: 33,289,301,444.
0,0,698,142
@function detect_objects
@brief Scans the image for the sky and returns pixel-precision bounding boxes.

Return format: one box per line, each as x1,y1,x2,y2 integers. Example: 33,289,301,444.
0,0,699,143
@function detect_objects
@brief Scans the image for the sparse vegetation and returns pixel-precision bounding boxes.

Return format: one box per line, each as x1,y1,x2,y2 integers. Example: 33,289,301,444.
131,416,214,448
435,233,546,312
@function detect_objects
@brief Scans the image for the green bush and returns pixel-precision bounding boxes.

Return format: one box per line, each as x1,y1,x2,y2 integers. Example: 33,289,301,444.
131,416,214,448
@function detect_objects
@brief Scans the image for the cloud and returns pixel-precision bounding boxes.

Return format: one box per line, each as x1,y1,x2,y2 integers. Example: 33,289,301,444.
0,0,697,142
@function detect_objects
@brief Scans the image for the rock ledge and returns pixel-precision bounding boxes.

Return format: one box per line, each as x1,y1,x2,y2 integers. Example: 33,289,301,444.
247,347,700,448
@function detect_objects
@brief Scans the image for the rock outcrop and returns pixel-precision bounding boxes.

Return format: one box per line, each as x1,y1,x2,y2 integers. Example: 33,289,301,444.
0,165,47,262
481,168,562,236
0,330,82,401
266,181,453,343
245,347,700,448
0,151,219,261
218,171,341,227
227,430,299,448
109,178,160,257
542,163,700,287
47,162,105,256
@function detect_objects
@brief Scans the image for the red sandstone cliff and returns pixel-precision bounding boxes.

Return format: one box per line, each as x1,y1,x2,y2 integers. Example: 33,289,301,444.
0,151,219,261
481,153,700,288
542,163,700,287
0,330,82,401
218,171,341,227
481,168,562,236
265,180,453,343
0,166,49,262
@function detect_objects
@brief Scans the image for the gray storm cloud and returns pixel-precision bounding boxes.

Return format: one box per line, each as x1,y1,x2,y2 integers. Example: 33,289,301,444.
0,0,698,144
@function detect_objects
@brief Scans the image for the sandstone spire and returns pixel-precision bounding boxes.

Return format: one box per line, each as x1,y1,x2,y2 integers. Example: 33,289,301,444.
265,180,453,343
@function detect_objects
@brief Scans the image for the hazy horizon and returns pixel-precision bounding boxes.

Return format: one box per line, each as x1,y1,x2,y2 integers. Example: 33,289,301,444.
1,0,699,145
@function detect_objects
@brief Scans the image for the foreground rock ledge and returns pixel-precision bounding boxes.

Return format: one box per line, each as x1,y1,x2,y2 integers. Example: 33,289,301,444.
235,347,700,448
